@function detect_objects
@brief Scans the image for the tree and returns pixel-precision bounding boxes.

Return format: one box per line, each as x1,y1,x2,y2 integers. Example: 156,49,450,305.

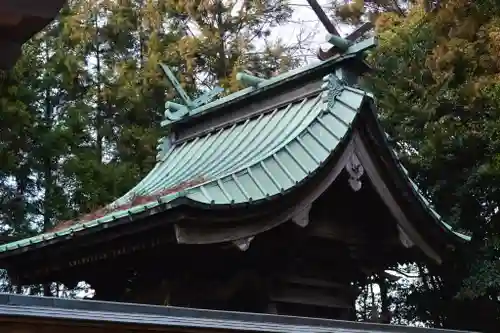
162,0,301,92
354,0,500,330
0,40,40,240
332,0,440,26
0,0,186,295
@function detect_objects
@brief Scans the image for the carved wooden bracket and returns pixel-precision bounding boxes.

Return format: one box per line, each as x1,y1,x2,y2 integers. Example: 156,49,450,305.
232,236,254,251
291,204,311,228
345,153,364,192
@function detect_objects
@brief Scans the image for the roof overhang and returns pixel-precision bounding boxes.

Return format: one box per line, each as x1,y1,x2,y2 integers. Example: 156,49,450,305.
0,0,66,70
0,294,477,333
0,108,465,266
357,101,470,243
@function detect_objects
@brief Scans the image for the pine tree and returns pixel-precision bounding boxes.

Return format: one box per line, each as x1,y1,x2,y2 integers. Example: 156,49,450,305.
163,0,300,91
0,42,40,239
351,1,500,330
332,0,439,26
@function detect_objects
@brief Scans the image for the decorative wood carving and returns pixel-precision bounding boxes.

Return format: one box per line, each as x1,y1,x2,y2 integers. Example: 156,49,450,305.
291,205,311,227
321,74,344,112
345,153,364,192
232,236,254,251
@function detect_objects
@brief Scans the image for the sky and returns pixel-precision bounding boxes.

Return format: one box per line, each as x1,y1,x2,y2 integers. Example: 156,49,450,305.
270,0,353,64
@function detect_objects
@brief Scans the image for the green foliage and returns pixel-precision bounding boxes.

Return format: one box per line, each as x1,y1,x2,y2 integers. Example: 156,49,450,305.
0,0,182,292
4,0,500,328
356,0,500,330
0,0,305,295
163,0,299,91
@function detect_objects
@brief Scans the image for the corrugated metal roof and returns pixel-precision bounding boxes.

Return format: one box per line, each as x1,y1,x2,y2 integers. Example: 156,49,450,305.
0,294,475,333
0,75,367,252
0,36,470,253
121,86,363,206
175,38,376,123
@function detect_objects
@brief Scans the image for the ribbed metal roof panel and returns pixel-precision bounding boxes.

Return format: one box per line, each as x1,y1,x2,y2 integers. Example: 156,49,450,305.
117,85,361,206
0,57,470,251
0,77,360,252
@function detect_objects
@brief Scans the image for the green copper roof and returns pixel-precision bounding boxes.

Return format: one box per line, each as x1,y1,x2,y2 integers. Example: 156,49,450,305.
0,75,364,252
160,37,375,129
123,88,361,206
0,37,470,254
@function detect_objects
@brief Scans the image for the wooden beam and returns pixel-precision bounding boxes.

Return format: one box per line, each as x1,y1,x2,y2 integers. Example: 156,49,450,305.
308,217,401,248
276,275,361,303
352,133,443,264
305,0,340,36
308,219,367,243
278,275,346,290
270,287,353,309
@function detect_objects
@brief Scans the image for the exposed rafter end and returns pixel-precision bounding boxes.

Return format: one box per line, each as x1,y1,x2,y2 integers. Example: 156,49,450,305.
236,72,265,88
291,205,311,227
233,236,254,251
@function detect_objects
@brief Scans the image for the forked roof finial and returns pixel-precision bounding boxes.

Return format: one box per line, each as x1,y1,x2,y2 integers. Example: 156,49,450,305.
159,63,224,123
305,0,373,60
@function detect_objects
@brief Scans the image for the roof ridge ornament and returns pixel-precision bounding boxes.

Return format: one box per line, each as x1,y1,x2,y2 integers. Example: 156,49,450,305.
345,153,364,192
159,63,224,123
305,0,374,60
236,71,266,88
321,73,344,111
320,22,374,60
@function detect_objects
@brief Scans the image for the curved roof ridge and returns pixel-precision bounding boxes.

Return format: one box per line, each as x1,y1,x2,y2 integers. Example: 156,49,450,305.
398,161,471,241
177,84,363,205
0,78,365,252
126,95,322,201
199,96,324,180
163,38,377,128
